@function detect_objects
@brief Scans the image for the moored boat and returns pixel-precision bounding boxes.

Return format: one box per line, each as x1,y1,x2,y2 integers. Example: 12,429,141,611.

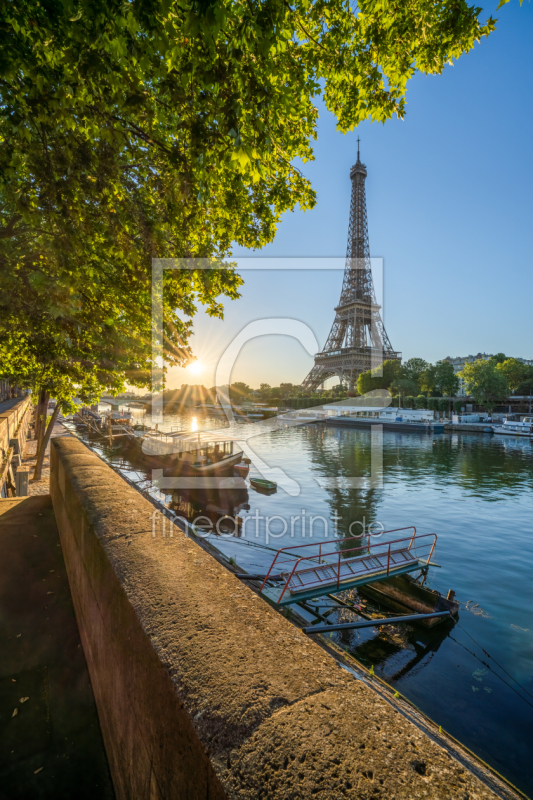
234,462,250,479
493,416,533,437
323,404,446,433
249,478,277,493
128,429,245,477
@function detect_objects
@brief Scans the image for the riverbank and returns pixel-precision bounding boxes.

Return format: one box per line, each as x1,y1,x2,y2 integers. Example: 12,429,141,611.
47,433,520,799
55,410,533,795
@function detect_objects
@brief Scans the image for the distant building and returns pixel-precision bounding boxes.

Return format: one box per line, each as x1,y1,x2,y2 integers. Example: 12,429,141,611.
442,353,533,397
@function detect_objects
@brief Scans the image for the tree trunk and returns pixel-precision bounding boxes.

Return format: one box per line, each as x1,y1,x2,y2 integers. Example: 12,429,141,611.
36,390,50,461
34,388,47,443
35,389,49,443
6,466,16,497
33,403,59,481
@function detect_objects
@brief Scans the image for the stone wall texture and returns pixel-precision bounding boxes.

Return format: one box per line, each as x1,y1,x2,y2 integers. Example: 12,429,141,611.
50,436,506,800
0,396,30,455
0,397,31,494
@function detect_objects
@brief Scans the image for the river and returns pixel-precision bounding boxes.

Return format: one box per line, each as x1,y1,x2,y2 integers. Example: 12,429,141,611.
76,408,533,795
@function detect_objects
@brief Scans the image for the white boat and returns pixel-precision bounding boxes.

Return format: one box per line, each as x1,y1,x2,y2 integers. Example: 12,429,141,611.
323,404,446,433
493,416,533,437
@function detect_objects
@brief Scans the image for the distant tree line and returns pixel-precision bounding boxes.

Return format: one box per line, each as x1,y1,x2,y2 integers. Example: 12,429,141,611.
353,354,533,414
154,353,533,414
153,382,313,409
355,358,459,405
459,354,533,413
150,381,350,409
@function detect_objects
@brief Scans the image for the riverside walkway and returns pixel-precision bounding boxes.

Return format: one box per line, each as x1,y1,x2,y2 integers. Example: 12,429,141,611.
0,494,114,798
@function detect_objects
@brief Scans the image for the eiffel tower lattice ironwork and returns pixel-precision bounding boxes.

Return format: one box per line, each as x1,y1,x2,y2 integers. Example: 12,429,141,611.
302,142,401,391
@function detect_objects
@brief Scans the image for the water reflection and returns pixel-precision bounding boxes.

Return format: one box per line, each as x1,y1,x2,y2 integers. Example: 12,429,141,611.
167,481,250,532
310,426,533,516
306,426,383,539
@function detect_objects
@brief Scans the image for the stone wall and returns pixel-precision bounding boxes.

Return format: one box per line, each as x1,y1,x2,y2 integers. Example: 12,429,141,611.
0,397,31,494
50,436,506,800
0,396,30,453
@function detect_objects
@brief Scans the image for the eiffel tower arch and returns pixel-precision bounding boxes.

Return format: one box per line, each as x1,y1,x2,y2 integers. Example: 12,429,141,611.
302,143,401,391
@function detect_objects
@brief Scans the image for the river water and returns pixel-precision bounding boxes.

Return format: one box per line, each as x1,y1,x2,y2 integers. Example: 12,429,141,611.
81,409,533,794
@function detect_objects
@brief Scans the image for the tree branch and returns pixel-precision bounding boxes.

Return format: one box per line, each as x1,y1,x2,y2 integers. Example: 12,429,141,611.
0,215,23,239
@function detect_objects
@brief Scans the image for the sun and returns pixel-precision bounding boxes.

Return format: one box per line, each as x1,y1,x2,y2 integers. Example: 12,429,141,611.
187,361,203,375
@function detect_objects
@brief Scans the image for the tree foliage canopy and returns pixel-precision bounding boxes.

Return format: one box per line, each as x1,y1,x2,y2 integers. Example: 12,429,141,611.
390,378,418,398
0,0,496,407
420,360,459,397
401,358,430,388
459,359,509,411
356,356,460,398
356,358,402,394
496,358,533,393
1,0,495,271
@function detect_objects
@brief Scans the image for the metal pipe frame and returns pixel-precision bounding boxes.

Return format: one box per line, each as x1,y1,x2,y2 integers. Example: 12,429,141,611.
303,610,451,634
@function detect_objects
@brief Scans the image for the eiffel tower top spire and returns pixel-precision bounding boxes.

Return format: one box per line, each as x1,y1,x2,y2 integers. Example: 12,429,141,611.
351,139,367,179
301,145,401,391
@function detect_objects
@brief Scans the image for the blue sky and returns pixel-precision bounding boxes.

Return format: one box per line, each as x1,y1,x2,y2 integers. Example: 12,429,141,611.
169,0,533,390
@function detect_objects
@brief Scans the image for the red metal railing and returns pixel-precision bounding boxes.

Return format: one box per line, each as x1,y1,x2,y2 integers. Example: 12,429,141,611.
259,528,437,602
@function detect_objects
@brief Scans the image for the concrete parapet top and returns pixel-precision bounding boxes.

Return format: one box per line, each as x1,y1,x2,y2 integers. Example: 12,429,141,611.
0,397,30,428
51,436,506,799
0,395,30,418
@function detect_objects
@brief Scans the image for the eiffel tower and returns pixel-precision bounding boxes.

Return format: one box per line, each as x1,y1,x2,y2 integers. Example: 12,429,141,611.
302,141,401,391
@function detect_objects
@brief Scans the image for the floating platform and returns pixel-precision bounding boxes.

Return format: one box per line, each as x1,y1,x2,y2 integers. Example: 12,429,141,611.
260,529,438,606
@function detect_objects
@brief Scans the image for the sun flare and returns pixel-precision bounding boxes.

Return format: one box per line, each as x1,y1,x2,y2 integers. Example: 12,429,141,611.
187,361,203,375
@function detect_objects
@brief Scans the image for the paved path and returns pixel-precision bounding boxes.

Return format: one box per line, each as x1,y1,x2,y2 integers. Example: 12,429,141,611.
0,495,114,799
21,422,72,497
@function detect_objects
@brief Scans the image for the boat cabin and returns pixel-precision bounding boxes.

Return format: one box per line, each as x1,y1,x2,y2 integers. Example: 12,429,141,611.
143,431,234,460
495,416,533,437
140,430,243,475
